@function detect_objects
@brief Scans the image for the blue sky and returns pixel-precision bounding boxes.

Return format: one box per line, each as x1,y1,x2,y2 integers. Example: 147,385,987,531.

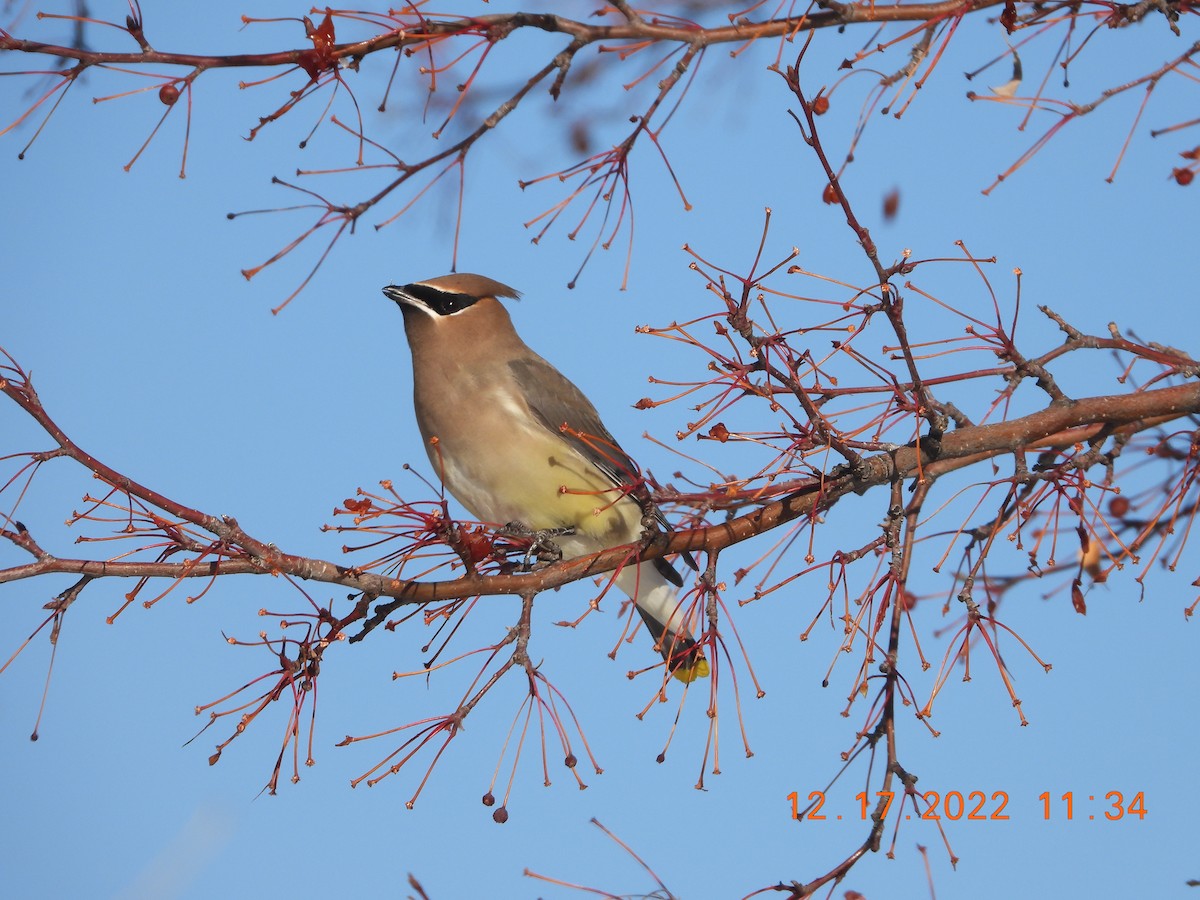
2,3,1198,898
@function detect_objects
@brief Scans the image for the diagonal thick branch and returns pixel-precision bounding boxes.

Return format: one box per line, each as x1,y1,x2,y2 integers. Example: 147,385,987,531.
4,363,1197,622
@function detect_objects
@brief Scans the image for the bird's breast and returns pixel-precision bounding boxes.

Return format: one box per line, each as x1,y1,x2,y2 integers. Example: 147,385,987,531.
413,380,641,552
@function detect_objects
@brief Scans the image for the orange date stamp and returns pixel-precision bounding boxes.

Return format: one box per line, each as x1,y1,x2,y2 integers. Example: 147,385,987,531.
787,790,1148,822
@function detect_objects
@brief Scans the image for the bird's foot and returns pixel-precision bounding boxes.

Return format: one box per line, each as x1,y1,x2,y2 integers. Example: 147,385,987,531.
499,522,575,570
638,515,698,574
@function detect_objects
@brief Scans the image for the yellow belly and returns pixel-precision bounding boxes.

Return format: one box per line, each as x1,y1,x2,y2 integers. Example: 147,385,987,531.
427,421,641,551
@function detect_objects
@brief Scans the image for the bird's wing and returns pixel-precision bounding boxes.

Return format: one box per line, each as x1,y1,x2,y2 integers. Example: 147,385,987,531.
508,355,685,585
508,355,643,495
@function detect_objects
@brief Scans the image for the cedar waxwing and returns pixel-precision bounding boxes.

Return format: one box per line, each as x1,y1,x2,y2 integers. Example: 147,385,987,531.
383,273,709,683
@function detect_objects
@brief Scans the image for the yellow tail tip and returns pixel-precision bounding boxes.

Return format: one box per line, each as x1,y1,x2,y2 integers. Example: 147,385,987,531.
672,656,710,683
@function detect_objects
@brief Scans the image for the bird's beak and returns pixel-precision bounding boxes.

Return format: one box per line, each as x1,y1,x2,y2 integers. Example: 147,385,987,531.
381,284,412,307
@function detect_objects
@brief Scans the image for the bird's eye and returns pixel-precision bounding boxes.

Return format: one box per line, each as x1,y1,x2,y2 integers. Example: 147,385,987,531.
403,283,478,316
438,293,475,314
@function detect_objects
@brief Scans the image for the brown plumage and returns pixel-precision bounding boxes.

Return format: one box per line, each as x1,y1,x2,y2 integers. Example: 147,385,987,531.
383,273,708,682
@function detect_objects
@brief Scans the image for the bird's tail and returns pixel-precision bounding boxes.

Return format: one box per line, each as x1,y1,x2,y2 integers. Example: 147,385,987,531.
616,560,709,683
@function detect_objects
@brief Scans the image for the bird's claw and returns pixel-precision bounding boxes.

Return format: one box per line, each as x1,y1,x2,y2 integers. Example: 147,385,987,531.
499,521,575,570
